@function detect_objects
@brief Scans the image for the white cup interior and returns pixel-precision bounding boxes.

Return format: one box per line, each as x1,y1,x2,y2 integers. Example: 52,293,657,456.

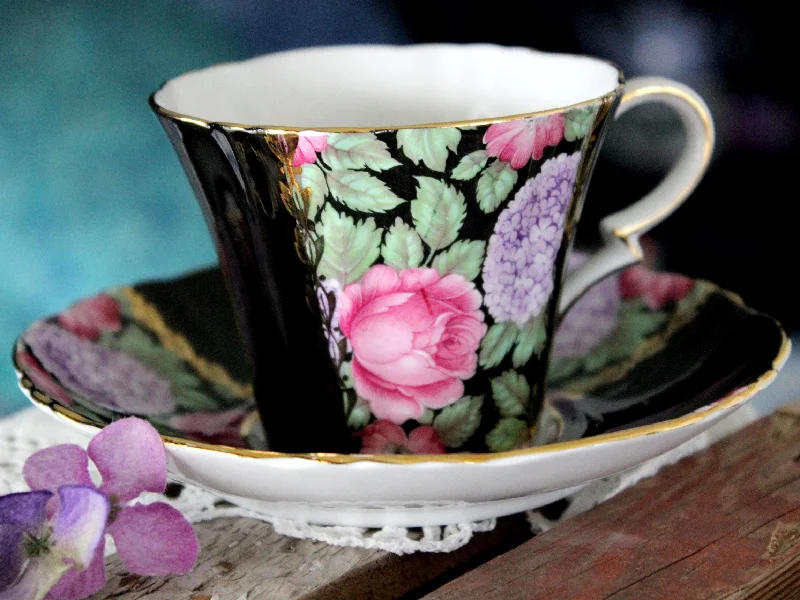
154,44,621,129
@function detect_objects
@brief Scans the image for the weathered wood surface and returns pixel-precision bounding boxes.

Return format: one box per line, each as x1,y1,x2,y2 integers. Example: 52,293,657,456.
424,405,800,600
93,511,531,599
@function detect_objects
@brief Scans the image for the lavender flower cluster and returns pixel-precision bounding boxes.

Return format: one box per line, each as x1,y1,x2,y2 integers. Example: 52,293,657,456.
482,152,581,325
24,321,174,415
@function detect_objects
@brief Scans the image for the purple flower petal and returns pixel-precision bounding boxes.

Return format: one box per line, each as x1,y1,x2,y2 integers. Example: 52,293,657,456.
23,445,93,492
51,486,109,571
109,503,198,575
0,555,67,600
0,490,52,532
88,418,167,502
47,543,106,600
0,523,24,592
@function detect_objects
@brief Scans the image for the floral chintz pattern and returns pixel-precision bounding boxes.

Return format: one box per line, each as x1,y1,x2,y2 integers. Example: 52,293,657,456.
265,101,610,453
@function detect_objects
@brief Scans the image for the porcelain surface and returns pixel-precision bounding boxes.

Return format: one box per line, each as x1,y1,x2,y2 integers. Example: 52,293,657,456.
14,266,788,526
151,44,714,454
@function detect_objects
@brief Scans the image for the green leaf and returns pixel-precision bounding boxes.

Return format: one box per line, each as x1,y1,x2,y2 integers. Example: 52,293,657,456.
564,106,598,142
512,318,548,367
418,408,435,425
172,387,219,411
347,399,371,429
298,163,327,220
432,240,485,281
479,321,519,368
318,205,383,285
477,160,518,213
547,299,669,386
410,176,466,251
327,169,404,213
382,217,424,270
491,370,530,417
451,150,488,180
433,396,483,448
485,417,529,452
396,128,461,172
321,132,401,171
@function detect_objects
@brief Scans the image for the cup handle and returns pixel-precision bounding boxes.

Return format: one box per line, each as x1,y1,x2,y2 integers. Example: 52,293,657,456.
558,76,715,316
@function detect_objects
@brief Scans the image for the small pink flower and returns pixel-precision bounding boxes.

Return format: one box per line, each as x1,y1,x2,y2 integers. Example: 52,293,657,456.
619,265,695,310
17,349,74,406
23,418,198,599
339,265,487,424
359,421,446,454
170,408,249,447
484,114,565,169
57,295,121,341
292,131,327,166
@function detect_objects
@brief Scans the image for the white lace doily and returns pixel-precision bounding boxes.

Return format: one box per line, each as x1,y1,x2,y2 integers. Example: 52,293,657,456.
0,406,758,555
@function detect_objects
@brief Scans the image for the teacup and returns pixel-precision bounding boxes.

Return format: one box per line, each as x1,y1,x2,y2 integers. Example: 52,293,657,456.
151,44,713,454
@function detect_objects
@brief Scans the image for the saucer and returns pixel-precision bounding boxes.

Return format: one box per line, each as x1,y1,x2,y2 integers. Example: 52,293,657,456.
14,265,788,526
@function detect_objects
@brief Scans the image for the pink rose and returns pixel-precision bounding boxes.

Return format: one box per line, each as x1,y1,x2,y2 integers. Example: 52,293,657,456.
339,265,487,424
292,131,327,166
484,114,565,169
619,265,694,310
57,294,122,341
359,420,446,454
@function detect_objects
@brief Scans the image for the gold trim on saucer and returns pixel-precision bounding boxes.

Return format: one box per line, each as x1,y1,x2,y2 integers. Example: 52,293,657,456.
14,284,790,465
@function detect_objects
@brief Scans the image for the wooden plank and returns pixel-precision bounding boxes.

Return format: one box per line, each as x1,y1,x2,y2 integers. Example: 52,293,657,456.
93,512,531,600
424,406,800,600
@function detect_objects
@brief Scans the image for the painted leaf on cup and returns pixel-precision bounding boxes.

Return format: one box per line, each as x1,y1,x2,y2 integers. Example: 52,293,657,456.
327,170,404,213
451,149,488,181
432,395,483,448
298,163,328,220
317,205,383,285
396,128,461,172
410,176,466,251
418,408,435,425
432,239,486,281
382,217,424,270
512,317,548,368
321,133,401,171
485,417,529,452
491,370,530,417
347,399,371,430
564,105,598,142
477,160,518,213
479,321,519,369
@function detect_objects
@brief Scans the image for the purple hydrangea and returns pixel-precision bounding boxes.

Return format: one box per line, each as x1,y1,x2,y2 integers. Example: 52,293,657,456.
552,252,621,357
482,152,581,325
24,322,175,415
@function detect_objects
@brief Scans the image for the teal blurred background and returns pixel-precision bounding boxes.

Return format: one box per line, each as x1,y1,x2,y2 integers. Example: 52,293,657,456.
0,0,408,414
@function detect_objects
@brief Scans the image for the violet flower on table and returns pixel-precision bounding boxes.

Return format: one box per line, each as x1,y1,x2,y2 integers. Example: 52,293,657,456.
0,486,109,600
22,418,199,599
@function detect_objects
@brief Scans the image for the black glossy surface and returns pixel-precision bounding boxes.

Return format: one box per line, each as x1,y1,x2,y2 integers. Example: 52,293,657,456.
157,118,349,452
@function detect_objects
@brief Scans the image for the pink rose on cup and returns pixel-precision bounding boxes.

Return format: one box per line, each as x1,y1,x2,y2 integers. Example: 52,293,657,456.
338,265,487,424
292,131,327,166
358,420,446,454
484,113,565,169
